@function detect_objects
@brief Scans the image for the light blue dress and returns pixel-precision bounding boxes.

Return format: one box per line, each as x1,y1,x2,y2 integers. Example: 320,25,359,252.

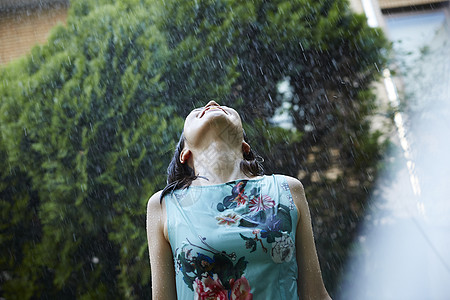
164,175,299,299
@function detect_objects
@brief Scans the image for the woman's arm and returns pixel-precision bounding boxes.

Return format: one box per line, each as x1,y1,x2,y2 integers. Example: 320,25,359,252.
146,191,177,300
285,176,332,300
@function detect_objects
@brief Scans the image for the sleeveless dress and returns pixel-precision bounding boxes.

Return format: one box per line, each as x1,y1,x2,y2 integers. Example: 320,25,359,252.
164,175,299,299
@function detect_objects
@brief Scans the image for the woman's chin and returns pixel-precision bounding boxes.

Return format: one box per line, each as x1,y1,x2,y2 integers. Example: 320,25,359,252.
189,121,242,147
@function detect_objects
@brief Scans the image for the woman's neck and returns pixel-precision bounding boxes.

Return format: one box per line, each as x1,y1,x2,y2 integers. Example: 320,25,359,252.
190,140,249,185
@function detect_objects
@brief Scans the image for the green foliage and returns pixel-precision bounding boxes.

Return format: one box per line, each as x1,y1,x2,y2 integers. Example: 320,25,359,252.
1,0,183,298
1,0,389,298
155,0,242,112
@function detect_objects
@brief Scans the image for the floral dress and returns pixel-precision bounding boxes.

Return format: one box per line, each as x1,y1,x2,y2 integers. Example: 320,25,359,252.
164,175,299,299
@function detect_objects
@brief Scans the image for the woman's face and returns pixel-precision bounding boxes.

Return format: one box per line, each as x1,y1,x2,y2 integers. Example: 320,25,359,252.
183,101,244,148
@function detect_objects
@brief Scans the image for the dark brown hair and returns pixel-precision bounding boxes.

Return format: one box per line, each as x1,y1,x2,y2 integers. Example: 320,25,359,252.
160,131,263,201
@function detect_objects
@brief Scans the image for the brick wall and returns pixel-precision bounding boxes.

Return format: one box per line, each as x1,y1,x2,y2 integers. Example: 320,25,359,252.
0,5,68,65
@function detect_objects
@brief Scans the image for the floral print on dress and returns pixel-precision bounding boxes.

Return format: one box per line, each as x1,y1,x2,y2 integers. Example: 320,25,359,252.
287,194,295,211
216,213,241,226
229,276,253,300
194,274,228,300
174,189,187,202
217,181,248,211
194,274,253,300
175,237,253,299
280,182,290,191
281,181,295,210
270,232,295,263
248,194,275,213
216,180,295,264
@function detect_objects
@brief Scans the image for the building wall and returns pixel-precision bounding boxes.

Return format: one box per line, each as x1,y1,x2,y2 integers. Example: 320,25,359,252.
341,2,450,299
379,0,445,9
349,0,365,13
0,4,68,65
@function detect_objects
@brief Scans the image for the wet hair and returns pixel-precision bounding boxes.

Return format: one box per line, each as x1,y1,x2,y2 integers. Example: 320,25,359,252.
160,131,264,202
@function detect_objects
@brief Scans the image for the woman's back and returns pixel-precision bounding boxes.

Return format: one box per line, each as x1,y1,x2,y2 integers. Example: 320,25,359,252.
164,175,299,299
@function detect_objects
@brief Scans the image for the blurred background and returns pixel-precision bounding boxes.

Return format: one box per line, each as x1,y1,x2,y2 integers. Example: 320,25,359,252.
1,0,449,299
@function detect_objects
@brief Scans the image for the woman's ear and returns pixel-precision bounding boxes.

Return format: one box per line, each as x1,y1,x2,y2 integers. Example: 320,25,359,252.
242,141,250,155
180,149,191,164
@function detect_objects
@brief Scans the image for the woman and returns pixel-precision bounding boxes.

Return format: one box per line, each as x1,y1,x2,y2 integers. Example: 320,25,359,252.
147,101,331,299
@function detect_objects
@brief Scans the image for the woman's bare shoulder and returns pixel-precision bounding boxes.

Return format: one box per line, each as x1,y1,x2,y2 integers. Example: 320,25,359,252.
281,174,304,190
146,190,164,216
